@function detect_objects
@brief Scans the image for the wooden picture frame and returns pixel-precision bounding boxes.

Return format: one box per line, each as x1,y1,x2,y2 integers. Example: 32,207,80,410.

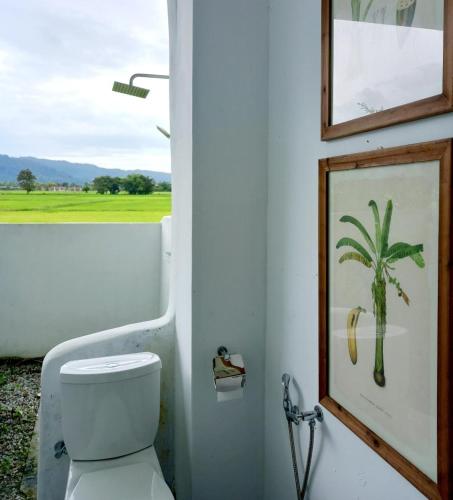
319,140,452,499
321,0,453,140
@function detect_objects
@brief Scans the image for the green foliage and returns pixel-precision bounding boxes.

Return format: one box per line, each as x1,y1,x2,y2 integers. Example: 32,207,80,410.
92,176,121,195
351,0,375,21
340,215,376,254
336,237,373,263
387,244,423,264
368,200,382,255
339,251,372,268
13,407,23,420
157,181,172,192
121,174,155,195
380,200,393,257
337,199,425,387
388,275,410,305
82,183,91,193
410,252,425,268
351,0,361,20
17,169,36,193
362,0,375,21
0,457,12,474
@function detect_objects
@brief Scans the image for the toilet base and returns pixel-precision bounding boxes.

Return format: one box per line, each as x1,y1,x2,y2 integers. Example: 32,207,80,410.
65,446,173,500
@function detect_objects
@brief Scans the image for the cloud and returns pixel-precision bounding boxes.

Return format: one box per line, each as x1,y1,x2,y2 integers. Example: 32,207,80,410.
0,0,170,172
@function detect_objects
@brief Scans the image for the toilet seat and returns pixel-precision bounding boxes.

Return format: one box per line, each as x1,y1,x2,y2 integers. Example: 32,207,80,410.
69,462,173,500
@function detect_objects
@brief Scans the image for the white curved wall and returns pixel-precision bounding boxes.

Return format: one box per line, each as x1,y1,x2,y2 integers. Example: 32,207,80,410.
0,222,169,357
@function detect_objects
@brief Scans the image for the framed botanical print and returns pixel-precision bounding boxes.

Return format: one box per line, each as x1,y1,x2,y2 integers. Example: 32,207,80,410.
321,0,453,140
318,140,452,498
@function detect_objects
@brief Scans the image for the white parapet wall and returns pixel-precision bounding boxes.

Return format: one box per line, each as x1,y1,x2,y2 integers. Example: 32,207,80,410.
0,221,170,357
37,216,175,499
38,313,175,500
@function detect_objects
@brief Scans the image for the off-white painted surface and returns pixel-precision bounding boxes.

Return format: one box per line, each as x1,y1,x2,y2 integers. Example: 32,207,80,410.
168,1,268,498
264,1,452,498
167,0,194,498
190,1,268,499
0,223,165,357
160,216,172,316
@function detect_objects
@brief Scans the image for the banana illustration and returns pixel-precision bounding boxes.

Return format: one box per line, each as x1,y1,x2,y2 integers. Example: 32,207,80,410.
346,307,366,365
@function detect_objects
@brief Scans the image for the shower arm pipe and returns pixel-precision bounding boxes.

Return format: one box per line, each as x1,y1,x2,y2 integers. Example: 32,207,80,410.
129,73,169,85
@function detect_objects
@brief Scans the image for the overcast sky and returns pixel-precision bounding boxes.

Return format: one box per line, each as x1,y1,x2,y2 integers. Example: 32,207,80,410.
0,0,170,172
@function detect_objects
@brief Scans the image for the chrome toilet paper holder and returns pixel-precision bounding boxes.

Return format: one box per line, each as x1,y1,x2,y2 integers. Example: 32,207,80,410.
213,346,246,391
217,345,230,360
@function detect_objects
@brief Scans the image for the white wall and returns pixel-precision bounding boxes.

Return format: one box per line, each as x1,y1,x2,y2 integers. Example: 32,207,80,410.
169,0,268,498
0,223,164,357
264,1,453,499
168,0,194,497
190,1,268,499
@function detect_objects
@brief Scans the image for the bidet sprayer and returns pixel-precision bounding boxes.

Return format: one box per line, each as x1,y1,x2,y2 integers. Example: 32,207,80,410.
281,373,323,426
282,373,323,499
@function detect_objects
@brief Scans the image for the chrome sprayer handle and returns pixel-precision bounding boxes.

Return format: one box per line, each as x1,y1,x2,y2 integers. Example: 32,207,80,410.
282,373,300,424
281,373,323,426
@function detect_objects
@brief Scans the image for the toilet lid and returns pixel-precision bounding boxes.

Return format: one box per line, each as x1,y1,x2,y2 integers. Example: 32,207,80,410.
70,463,174,500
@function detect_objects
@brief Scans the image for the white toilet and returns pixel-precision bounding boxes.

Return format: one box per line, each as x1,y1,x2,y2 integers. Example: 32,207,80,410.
60,352,174,500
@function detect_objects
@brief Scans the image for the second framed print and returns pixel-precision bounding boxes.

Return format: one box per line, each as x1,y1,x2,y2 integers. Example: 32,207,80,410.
321,0,453,140
319,140,452,498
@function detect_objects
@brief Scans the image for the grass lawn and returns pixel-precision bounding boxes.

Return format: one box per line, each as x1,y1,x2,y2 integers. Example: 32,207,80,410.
0,191,172,223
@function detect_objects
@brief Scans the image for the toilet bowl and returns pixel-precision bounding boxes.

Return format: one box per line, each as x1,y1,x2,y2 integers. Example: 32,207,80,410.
64,446,173,500
60,352,174,500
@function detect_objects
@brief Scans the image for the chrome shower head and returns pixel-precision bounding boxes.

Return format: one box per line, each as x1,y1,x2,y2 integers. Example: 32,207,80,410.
112,81,149,99
112,72,169,99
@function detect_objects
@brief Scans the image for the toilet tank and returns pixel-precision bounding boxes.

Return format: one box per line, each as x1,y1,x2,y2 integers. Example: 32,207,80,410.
60,352,162,461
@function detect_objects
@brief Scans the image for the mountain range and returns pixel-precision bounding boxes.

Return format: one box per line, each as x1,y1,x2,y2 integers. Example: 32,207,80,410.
0,155,171,185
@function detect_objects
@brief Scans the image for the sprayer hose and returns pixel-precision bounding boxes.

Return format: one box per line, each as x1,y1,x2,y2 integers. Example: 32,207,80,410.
287,420,301,498
287,420,316,500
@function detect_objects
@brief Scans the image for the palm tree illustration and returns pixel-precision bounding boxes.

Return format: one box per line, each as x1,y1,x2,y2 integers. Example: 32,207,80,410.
336,200,425,387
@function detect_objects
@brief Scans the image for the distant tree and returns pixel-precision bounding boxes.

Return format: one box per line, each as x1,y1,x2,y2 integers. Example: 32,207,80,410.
93,176,109,194
82,183,91,193
93,176,121,195
109,177,121,195
121,174,155,195
17,169,36,193
157,181,171,192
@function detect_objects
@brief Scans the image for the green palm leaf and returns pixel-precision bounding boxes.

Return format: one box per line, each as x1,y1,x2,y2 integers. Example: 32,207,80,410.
351,0,361,21
339,252,372,268
387,244,423,264
339,215,376,255
380,200,393,257
336,237,373,263
368,200,382,255
410,252,425,268
385,241,409,257
362,0,375,21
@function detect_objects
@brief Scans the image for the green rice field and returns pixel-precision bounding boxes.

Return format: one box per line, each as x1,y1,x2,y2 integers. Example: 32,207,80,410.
0,191,172,223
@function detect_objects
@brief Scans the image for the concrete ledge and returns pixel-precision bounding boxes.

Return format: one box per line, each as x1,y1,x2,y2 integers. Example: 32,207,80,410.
38,312,175,500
